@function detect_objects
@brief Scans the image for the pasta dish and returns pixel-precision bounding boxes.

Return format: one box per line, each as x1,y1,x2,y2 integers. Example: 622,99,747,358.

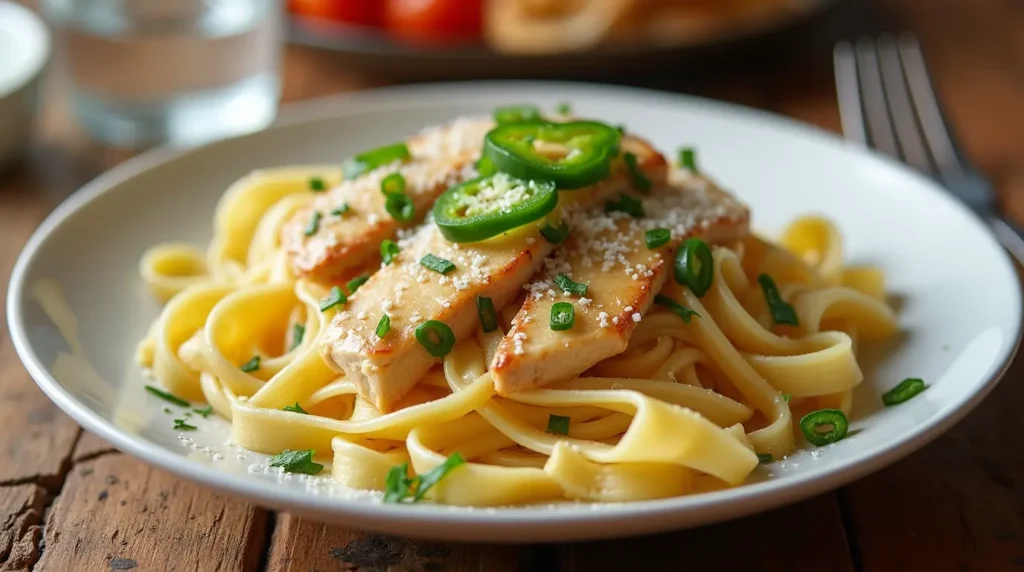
136,106,908,506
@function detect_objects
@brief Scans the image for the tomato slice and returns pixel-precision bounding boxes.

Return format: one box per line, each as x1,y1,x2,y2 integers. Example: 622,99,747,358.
385,0,482,44
289,0,383,27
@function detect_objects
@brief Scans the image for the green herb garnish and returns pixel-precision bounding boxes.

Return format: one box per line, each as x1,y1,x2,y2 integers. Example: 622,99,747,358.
240,355,261,373
554,273,588,296
419,254,456,275
145,385,189,407
758,273,798,326
540,221,570,245
269,449,323,475
604,194,645,218
380,240,400,265
308,177,326,192
304,211,322,237
645,228,671,249
547,414,570,436
376,314,391,338
319,286,346,312
173,418,197,431
282,402,308,415
654,294,701,324
882,378,927,406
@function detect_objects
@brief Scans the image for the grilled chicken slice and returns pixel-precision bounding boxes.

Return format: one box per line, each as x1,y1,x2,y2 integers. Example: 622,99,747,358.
283,116,494,283
491,170,749,395
321,136,669,412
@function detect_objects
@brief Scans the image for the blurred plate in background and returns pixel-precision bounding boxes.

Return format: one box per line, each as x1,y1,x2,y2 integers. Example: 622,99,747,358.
287,0,840,79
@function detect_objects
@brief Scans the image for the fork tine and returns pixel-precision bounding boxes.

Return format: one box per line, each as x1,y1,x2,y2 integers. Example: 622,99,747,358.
833,41,867,145
876,34,935,174
853,38,900,158
897,33,965,178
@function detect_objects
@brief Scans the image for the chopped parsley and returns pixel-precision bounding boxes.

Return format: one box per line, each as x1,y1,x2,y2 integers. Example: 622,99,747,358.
383,453,467,503
319,286,347,312
173,418,197,431
269,449,324,475
240,355,261,373
192,405,214,418
308,176,326,192
282,402,308,415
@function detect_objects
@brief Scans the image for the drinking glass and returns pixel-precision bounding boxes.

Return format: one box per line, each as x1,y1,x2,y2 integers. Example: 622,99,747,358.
40,0,283,147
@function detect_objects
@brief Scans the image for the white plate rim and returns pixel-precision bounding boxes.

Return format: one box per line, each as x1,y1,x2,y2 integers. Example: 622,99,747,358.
7,80,1023,542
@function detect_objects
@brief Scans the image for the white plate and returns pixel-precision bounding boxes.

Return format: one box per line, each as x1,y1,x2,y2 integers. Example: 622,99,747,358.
8,82,1022,542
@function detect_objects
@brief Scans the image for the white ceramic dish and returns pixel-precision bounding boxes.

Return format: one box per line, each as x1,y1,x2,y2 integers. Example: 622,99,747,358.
0,1,49,168
8,82,1022,542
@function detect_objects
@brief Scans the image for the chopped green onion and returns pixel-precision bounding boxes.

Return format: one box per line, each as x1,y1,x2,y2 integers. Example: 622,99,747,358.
556,102,572,115
547,414,570,435
290,324,306,351
343,142,411,179
674,238,713,297
540,221,570,245
550,302,575,331
604,194,645,218
882,378,927,406
304,211,322,237
308,177,326,192
678,147,698,173
331,203,350,217
757,453,774,464
554,273,588,296
346,275,370,294
173,418,197,431
269,449,323,475
419,254,456,275
799,409,849,446
384,463,413,503
192,405,213,418
381,172,405,196
380,240,400,265
375,314,391,338
384,192,415,222
145,385,190,407
654,294,701,324
319,286,346,312
494,104,541,124
758,274,799,326
783,393,791,403
415,320,456,358
477,296,498,333
240,355,261,373
412,452,466,501
475,155,496,177
623,152,651,193
645,228,671,249
282,402,308,414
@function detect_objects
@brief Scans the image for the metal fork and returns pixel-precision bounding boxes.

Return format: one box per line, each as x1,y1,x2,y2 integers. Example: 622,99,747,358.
833,33,1024,264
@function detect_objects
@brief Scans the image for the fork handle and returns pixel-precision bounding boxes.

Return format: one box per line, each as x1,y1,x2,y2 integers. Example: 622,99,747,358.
988,215,1024,267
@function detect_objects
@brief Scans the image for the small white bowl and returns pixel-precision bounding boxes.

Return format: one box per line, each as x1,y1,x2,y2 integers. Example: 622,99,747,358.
0,1,50,169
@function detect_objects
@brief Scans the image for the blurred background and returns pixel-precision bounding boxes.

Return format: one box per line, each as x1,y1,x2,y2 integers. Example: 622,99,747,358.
1,0,1021,208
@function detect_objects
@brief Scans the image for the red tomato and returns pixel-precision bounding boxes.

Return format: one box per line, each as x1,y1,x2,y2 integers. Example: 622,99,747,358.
385,0,482,44
289,0,383,27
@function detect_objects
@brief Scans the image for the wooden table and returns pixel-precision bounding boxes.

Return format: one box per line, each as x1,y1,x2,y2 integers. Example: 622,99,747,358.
3,1,1024,570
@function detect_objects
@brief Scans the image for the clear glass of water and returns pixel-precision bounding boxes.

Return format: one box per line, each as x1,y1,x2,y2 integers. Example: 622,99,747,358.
40,0,282,147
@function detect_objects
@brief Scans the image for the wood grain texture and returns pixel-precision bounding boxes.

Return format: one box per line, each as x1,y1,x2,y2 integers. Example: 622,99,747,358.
36,453,269,572
0,484,45,572
561,495,854,571
266,514,527,572
0,167,81,488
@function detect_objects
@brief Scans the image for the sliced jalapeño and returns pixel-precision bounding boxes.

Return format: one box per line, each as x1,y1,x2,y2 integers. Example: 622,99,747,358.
433,173,558,243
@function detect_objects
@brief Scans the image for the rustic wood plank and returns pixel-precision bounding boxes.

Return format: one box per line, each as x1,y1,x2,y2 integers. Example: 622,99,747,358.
562,494,854,571
0,167,82,488
37,453,269,571
266,513,528,572
0,484,45,572
72,432,118,463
